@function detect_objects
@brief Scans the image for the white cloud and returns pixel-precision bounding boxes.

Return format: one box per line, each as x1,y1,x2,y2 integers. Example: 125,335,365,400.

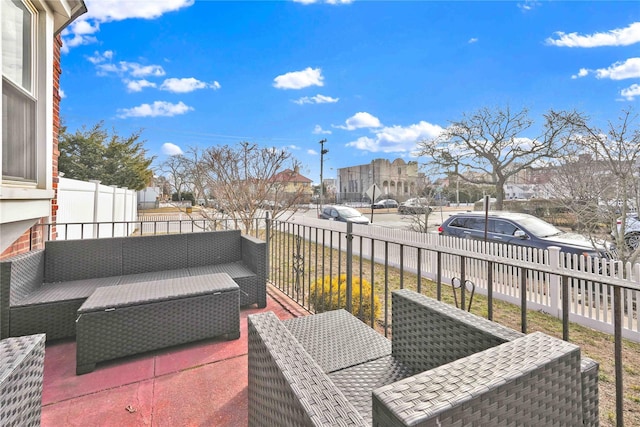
517,1,540,12
160,77,220,93
293,0,352,4
288,145,301,150
546,22,640,48
570,58,640,80
621,84,640,101
118,101,193,118
62,0,195,52
94,59,166,78
125,62,166,78
294,94,339,105
273,67,324,89
307,149,318,155
126,79,157,92
594,58,640,80
161,142,184,156
335,112,381,130
59,88,66,99
313,125,332,135
468,38,478,44
346,121,444,153
87,50,113,64
571,68,589,79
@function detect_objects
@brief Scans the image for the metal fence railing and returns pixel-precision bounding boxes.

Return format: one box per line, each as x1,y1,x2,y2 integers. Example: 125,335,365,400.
32,216,640,426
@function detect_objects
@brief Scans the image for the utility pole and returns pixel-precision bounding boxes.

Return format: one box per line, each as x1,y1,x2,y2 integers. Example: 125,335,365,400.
319,139,328,211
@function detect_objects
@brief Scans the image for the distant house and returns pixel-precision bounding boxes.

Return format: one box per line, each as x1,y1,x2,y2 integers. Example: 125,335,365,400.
269,167,313,201
1,0,87,257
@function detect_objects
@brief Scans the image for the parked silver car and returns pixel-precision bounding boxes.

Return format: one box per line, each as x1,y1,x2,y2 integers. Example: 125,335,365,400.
371,199,398,209
398,197,432,215
319,205,370,224
439,211,610,258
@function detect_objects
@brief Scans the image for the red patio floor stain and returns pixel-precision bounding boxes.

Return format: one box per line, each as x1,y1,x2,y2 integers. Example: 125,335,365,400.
40,289,307,426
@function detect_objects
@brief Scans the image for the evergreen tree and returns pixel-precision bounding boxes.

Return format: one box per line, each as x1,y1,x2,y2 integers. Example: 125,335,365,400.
59,122,154,190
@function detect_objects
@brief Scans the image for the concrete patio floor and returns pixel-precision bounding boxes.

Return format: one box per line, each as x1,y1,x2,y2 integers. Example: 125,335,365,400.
41,285,308,427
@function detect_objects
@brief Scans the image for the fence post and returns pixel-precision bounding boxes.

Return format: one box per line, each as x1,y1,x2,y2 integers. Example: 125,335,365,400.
90,180,101,239
265,212,270,285
548,246,561,318
346,221,353,313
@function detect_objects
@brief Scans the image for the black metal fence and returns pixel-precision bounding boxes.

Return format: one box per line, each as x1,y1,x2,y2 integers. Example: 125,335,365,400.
32,216,639,426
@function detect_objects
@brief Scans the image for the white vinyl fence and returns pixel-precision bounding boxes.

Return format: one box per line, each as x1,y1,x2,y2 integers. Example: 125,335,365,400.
56,178,137,239
289,216,640,342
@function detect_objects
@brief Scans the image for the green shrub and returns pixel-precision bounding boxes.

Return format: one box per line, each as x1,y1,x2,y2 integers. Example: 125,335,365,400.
309,274,381,321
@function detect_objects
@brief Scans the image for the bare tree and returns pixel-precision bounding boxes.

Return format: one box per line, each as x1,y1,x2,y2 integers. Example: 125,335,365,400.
549,108,640,264
181,142,307,234
416,106,583,210
157,154,191,202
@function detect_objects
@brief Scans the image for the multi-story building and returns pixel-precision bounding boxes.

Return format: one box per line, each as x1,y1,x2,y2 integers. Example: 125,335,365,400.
1,0,87,257
338,158,426,202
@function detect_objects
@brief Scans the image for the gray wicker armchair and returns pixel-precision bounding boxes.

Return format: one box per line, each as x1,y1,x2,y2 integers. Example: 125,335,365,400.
248,289,599,427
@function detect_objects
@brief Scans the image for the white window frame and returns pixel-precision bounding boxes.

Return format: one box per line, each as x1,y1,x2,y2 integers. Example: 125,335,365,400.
1,0,56,224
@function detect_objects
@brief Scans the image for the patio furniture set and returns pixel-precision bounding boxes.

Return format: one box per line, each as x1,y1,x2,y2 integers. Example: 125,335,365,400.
248,288,600,426
1,228,600,426
1,230,267,371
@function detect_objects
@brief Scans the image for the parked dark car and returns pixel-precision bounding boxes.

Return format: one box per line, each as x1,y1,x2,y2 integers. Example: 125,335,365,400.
371,199,398,209
438,211,610,258
319,205,370,224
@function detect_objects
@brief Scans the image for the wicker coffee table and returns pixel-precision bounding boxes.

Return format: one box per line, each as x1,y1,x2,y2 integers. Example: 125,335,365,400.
76,273,239,375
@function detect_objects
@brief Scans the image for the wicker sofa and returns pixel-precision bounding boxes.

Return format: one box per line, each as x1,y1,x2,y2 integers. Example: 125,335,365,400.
248,289,599,426
0,230,266,341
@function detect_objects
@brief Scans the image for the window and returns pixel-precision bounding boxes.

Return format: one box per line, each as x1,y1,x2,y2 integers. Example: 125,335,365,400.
2,0,36,182
491,220,518,236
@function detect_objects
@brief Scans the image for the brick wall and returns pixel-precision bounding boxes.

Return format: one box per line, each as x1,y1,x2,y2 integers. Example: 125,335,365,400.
0,36,62,259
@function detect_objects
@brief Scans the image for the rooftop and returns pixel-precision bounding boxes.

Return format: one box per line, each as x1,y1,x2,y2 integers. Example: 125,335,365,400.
40,286,307,426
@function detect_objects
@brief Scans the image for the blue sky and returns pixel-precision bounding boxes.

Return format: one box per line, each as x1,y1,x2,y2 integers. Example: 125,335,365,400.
60,0,640,184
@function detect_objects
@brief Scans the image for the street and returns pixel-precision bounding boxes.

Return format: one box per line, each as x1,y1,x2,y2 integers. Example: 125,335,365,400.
301,205,473,231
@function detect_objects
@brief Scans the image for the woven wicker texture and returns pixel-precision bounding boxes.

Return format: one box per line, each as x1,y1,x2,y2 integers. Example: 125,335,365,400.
5,250,44,305
187,230,242,267
45,239,123,282
190,263,258,306
76,276,239,374
16,276,121,306
248,311,367,427
189,262,254,279
2,231,266,341
373,332,584,427
0,252,44,338
79,274,237,313
582,357,600,427
122,234,188,275
283,309,391,373
118,269,190,285
0,334,45,427
329,355,412,425
392,289,523,373
241,235,267,308
11,299,93,341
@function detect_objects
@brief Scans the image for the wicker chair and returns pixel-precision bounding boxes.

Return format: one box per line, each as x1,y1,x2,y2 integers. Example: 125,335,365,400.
247,289,599,427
